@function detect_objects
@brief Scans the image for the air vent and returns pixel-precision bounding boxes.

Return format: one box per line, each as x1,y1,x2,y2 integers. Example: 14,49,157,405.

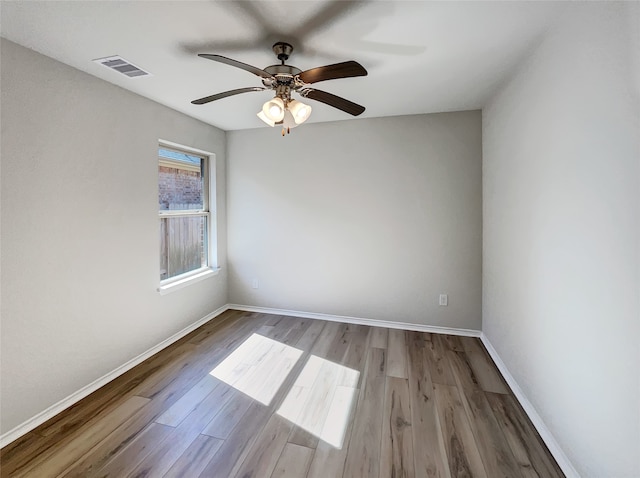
93,55,151,78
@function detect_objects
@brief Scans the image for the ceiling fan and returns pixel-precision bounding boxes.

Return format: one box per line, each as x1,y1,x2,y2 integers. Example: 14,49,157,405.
191,42,367,134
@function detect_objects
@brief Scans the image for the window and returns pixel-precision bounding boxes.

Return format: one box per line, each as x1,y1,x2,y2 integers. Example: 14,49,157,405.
158,144,215,285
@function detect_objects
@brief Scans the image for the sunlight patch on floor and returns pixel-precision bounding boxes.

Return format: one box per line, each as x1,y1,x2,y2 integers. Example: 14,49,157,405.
210,333,303,406
277,355,360,449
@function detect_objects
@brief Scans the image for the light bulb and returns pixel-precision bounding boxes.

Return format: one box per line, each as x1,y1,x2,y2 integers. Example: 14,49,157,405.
269,104,282,117
262,97,285,122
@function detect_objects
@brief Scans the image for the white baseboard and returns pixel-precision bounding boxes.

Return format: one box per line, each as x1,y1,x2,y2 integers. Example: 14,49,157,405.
227,304,482,337
0,305,230,449
480,333,580,478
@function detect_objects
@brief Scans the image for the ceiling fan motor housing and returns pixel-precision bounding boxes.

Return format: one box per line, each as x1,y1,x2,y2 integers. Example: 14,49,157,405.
262,63,305,101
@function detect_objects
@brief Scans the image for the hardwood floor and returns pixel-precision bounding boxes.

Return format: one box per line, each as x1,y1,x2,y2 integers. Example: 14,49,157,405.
1,310,564,477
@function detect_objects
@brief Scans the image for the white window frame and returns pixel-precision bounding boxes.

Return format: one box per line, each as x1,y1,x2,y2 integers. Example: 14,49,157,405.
158,140,219,295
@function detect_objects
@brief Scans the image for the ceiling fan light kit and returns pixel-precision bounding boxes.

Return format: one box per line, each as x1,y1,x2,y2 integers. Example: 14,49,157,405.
256,97,312,135
192,42,367,135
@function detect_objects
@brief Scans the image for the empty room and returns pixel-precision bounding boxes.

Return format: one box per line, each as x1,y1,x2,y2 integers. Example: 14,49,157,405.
1,1,638,477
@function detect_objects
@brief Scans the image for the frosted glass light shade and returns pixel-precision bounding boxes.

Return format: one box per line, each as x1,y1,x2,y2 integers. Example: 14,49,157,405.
262,97,285,122
257,110,275,127
288,100,312,124
282,110,297,130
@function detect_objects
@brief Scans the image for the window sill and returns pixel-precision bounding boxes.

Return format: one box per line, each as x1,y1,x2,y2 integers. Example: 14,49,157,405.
158,267,220,295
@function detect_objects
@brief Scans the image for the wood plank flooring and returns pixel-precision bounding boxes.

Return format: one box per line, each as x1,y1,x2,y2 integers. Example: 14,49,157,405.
1,310,564,477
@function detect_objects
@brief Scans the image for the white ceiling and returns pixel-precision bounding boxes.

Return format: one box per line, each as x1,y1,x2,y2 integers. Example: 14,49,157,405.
0,1,566,131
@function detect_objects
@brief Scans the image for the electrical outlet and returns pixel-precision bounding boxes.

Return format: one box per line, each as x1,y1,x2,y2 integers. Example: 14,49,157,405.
251,279,259,289
439,294,448,306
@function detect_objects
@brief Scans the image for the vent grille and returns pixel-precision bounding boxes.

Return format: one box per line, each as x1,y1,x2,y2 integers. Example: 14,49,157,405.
93,55,151,78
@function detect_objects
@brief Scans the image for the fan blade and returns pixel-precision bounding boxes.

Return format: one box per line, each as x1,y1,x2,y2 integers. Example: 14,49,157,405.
298,61,367,84
301,88,365,116
198,54,273,79
191,87,266,105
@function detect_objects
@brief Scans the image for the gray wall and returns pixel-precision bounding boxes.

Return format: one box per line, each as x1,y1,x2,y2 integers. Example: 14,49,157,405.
482,3,639,477
227,111,482,330
0,39,228,434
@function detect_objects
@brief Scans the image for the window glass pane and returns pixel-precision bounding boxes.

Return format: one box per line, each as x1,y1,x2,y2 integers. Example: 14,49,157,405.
160,216,207,280
159,152,204,211
158,148,202,165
